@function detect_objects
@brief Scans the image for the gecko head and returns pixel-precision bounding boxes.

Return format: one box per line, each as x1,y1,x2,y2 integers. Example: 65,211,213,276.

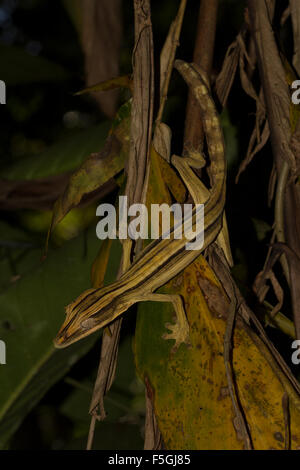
53,289,120,349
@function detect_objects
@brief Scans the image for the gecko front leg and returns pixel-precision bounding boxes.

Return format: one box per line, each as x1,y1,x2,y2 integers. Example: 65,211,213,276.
134,292,190,353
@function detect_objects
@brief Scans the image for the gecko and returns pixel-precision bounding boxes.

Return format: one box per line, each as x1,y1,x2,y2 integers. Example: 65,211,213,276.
54,60,226,352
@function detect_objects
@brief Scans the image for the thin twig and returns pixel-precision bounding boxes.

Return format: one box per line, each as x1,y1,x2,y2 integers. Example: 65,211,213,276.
156,0,187,124
86,415,97,450
275,160,290,283
223,280,253,449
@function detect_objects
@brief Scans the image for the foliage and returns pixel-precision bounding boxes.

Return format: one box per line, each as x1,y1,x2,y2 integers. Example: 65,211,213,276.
1,0,300,451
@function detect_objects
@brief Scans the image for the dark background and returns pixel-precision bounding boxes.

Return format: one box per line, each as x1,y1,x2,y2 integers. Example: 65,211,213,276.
0,0,295,449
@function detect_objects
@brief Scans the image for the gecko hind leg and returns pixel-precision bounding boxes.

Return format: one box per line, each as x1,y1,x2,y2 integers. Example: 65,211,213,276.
171,153,209,205
172,153,233,265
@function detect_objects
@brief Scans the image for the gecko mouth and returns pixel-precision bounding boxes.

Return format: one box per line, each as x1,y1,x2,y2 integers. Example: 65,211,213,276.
53,327,85,349
53,331,72,348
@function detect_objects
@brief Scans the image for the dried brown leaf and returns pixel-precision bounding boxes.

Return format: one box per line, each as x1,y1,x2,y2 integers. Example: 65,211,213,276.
125,0,154,207
273,243,300,339
153,122,172,163
290,0,300,77
74,75,132,96
47,102,131,243
235,35,270,182
88,319,122,421
215,37,240,107
87,0,155,449
248,0,296,173
290,117,300,175
236,117,270,182
157,0,187,123
0,174,69,211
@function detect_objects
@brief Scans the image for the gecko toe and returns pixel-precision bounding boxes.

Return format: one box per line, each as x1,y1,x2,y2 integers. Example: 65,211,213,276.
162,320,190,352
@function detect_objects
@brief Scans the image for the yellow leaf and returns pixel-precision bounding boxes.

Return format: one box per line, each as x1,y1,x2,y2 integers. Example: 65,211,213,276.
136,255,300,449
135,139,300,450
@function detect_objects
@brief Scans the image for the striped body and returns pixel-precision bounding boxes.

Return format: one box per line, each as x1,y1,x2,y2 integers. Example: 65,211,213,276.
54,61,226,348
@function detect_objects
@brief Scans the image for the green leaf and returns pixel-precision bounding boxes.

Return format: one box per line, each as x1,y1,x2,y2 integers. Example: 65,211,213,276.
62,0,83,37
0,122,110,181
47,101,131,238
0,44,70,85
220,109,239,170
0,224,119,448
1,338,94,449
61,336,144,426
64,422,143,450
0,221,42,293
251,217,272,242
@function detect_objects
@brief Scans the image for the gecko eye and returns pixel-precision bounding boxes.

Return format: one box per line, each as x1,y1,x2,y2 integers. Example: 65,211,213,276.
80,318,96,330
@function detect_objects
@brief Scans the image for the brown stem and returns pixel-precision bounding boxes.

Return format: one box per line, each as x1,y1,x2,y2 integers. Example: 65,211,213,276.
183,0,218,153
